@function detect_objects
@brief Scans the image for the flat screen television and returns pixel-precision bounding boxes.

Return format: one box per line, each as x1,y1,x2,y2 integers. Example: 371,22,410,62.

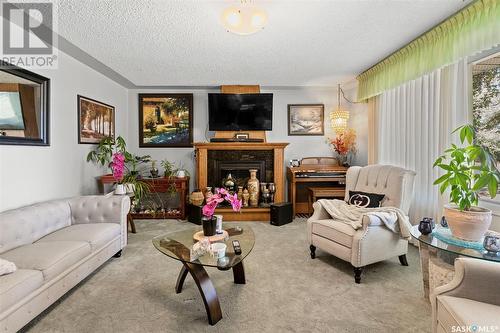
208,93,273,131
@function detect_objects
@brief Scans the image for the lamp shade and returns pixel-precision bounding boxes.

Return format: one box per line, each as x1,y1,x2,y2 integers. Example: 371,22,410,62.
330,108,349,133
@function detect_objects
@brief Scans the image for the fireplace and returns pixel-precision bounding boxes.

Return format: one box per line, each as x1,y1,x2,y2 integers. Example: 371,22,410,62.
194,142,288,221
207,150,274,189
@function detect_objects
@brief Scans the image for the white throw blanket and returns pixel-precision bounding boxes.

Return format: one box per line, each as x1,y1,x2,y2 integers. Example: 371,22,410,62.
0,258,17,276
317,199,412,239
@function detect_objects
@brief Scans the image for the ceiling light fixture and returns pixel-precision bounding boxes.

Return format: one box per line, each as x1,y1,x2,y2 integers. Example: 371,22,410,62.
221,1,268,35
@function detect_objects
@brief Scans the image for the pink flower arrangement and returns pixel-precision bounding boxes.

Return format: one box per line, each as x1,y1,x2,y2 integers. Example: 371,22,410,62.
202,188,242,217
110,153,125,183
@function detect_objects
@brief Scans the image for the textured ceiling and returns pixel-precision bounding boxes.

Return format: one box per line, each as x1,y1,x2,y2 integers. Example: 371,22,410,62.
57,0,471,87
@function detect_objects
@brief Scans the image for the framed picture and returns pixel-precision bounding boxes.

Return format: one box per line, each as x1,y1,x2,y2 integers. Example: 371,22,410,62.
78,95,115,144
139,93,193,148
287,104,324,136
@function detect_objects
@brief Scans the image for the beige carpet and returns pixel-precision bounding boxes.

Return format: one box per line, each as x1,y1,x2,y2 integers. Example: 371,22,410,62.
23,219,430,333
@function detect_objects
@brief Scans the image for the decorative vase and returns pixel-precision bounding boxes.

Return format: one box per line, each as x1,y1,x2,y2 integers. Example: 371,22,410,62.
483,232,500,254
223,173,236,191
444,205,492,242
242,189,250,207
176,170,186,178
202,216,217,236
247,169,260,207
205,187,213,202
150,161,159,178
418,218,433,235
114,184,126,195
237,186,243,201
190,189,204,206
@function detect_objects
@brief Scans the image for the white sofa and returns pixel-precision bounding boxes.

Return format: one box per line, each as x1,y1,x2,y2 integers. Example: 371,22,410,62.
0,195,130,333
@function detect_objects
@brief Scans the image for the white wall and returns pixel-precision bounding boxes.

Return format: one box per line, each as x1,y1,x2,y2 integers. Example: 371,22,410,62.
127,86,368,190
0,50,129,211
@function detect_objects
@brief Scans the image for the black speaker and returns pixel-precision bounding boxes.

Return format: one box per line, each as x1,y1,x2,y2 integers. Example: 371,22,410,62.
270,202,293,226
187,204,203,225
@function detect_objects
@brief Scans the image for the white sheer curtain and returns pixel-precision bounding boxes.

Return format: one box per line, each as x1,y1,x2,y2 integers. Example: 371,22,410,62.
373,59,470,224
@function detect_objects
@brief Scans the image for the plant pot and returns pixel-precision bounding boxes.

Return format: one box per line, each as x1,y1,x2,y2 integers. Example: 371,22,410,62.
202,216,217,236
114,184,126,195
125,183,135,194
444,205,492,242
100,174,115,184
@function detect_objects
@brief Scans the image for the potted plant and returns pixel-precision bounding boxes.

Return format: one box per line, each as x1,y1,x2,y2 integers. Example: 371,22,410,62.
328,128,357,167
175,163,190,179
161,159,176,178
201,188,242,236
124,153,151,178
86,136,127,182
433,124,499,241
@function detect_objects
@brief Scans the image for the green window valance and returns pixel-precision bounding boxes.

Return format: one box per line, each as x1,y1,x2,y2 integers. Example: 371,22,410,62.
357,0,500,102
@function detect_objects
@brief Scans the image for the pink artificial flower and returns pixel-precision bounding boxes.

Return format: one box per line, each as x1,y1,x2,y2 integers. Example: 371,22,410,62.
226,193,242,212
217,188,228,196
207,193,224,205
202,200,218,217
110,153,125,183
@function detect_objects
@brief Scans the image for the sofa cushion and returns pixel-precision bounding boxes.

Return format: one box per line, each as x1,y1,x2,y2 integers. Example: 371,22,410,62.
37,223,121,252
0,200,71,255
437,295,500,330
0,269,44,313
1,241,91,281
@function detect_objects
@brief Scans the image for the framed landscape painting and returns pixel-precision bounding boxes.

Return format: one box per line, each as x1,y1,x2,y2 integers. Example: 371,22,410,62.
139,93,193,147
287,104,324,136
78,95,115,144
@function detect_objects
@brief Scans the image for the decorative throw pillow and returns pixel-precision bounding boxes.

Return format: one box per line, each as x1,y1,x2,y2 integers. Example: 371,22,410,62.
348,191,385,208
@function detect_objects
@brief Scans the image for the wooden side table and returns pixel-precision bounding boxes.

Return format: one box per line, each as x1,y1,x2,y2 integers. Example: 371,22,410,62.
307,187,345,214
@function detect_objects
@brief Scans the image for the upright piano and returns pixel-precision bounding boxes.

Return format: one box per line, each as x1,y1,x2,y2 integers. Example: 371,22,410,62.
287,164,347,216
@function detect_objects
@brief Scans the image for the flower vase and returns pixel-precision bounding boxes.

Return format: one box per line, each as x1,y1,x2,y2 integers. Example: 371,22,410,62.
114,184,126,195
202,216,217,236
247,169,260,207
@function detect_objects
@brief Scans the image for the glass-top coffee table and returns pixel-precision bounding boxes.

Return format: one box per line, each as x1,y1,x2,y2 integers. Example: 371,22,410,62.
152,225,255,325
410,225,499,301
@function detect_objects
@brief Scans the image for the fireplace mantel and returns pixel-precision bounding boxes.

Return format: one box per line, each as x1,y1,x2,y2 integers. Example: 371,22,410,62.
193,141,289,221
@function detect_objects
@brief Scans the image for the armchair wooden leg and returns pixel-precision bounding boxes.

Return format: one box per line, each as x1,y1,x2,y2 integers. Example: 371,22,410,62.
309,245,316,259
398,254,409,266
353,267,363,284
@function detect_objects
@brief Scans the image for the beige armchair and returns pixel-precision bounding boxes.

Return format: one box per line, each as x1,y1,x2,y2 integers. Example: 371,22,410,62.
307,164,416,283
431,258,500,333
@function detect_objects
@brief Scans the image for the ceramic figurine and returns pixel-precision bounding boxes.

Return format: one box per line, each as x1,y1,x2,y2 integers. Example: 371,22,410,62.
237,186,243,201
242,189,250,207
150,160,159,178
418,218,433,235
247,169,260,207
440,216,448,228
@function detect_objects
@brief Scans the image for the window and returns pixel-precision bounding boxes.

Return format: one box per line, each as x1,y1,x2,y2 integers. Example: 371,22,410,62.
472,52,500,203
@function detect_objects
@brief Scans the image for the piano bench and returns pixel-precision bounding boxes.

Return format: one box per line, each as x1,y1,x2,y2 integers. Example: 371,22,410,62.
307,187,346,214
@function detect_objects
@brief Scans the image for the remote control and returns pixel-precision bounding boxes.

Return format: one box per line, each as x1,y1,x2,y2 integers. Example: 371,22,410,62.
232,240,242,255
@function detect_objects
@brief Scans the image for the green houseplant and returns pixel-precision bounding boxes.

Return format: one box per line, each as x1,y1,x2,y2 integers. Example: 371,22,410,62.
86,136,150,202
433,124,499,241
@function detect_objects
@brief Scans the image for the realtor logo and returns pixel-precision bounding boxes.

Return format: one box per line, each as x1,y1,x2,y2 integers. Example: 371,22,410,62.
1,0,58,68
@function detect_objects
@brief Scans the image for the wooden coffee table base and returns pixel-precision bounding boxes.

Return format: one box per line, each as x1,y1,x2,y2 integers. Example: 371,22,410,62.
175,261,246,325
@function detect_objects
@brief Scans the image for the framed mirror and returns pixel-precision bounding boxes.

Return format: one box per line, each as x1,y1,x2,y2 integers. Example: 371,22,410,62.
0,61,50,146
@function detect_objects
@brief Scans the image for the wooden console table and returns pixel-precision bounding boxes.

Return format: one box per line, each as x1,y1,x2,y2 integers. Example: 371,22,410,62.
194,142,288,221
100,176,189,233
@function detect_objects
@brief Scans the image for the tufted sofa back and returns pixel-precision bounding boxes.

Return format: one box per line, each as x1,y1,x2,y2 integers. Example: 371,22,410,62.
344,165,416,214
0,200,72,255
68,195,124,224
